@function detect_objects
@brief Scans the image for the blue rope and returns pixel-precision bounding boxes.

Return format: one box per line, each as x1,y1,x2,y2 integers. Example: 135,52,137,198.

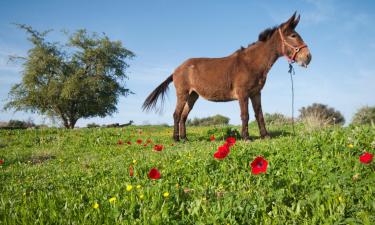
288,63,296,136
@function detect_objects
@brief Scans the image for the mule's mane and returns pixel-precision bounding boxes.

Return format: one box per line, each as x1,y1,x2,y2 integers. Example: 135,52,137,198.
242,25,278,49
258,26,278,42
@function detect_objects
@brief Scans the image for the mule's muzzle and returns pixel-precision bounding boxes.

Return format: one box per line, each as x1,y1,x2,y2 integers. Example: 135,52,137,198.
296,50,311,68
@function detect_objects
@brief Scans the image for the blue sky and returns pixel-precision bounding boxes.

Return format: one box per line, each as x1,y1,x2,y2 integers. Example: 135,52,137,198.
0,0,374,126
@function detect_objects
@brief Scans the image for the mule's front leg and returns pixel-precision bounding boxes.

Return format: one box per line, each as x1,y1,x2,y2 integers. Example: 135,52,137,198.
239,97,250,140
251,93,270,139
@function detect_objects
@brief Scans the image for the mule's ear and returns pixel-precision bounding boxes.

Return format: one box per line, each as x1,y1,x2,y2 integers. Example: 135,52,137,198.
291,14,300,29
281,12,297,31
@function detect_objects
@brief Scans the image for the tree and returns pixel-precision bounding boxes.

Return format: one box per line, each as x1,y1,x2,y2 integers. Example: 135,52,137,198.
4,25,134,128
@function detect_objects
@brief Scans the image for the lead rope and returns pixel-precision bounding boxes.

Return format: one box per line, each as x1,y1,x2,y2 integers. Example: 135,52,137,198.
288,63,296,136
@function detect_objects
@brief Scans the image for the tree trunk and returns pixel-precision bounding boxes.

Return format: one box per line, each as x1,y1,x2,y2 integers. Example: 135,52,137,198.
61,116,70,128
59,113,77,129
69,119,77,129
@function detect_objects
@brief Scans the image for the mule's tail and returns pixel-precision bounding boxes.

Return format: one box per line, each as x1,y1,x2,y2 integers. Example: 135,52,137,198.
142,74,173,112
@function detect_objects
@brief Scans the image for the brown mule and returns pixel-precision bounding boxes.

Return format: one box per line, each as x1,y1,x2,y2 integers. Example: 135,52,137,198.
143,12,312,141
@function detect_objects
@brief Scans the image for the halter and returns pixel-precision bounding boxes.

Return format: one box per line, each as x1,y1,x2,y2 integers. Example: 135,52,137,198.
278,28,307,63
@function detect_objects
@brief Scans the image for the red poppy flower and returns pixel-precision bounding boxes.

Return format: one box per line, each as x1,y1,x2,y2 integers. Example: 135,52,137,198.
226,137,236,147
0,159,4,165
117,140,124,145
129,165,134,177
148,168,161,179
213,144,230,159
127,141,132,145
136,139,143,144
143,144,148,147
250,156,268,175
359,152,373,164
146,139,152,144
154,145,164,151
210,135,215,142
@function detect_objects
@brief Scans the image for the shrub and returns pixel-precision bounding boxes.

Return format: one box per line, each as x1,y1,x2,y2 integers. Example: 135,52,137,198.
351,106,375,125
206,127,241,140
299,103,345,129
264,113,291,125
187,114,230,126
7,119,35,129
224,127,241,139
87,123,100,128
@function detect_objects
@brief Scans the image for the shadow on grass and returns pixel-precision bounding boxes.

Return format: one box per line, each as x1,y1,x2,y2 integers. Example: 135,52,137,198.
268,130,292,139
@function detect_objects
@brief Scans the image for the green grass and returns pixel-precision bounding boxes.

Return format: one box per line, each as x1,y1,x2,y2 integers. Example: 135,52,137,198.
0,124,374,224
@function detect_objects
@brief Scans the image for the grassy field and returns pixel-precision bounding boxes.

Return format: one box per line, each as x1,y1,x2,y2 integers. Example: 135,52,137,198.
0,124,374,224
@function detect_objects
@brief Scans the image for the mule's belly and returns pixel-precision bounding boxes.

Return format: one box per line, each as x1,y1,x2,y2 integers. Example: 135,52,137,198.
190,87,238,102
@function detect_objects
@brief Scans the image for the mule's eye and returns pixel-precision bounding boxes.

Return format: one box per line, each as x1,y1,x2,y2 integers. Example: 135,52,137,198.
290,33,297,38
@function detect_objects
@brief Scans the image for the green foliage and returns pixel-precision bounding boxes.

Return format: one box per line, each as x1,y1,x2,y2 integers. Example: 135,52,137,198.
0,125,374,224
87,123,100,128
4,24,134,128
187,114,230,126
7,120,30,129
351,106,375,126
1,120,35,129
299,103,345,127
224,127,241,139
264,113,291,125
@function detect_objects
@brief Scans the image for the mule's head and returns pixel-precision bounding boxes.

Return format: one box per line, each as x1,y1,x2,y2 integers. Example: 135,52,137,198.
278,12,312,67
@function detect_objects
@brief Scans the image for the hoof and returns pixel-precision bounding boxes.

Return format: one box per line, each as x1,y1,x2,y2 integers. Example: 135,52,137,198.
261,134,271,139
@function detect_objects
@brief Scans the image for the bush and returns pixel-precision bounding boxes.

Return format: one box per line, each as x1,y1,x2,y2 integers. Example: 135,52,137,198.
351,106,375,125
264,113,291,125
224,127,241,139
87,123,100,128
7,119,35,129
299,103,345,128
187,114,230,126
206,127,241,141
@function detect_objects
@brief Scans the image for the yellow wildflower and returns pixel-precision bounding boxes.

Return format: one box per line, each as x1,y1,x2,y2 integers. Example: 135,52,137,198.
108,197,116,203
139,194,144,200
348,144,354,148
133,159,137,164
163,192,170,198
136,184,141,189
126,184,133,192
93,202,99,209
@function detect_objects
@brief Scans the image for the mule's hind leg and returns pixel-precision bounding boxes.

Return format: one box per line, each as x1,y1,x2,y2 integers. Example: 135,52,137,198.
238,96,250,140
251,93,270,139
179,92,199,141
173,92,189,142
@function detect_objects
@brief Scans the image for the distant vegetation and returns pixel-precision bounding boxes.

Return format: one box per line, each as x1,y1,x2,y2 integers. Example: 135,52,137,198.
187,114,230,126
299,103,345,129
264,113,291,126
0,119,41,129
351,106,375,126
